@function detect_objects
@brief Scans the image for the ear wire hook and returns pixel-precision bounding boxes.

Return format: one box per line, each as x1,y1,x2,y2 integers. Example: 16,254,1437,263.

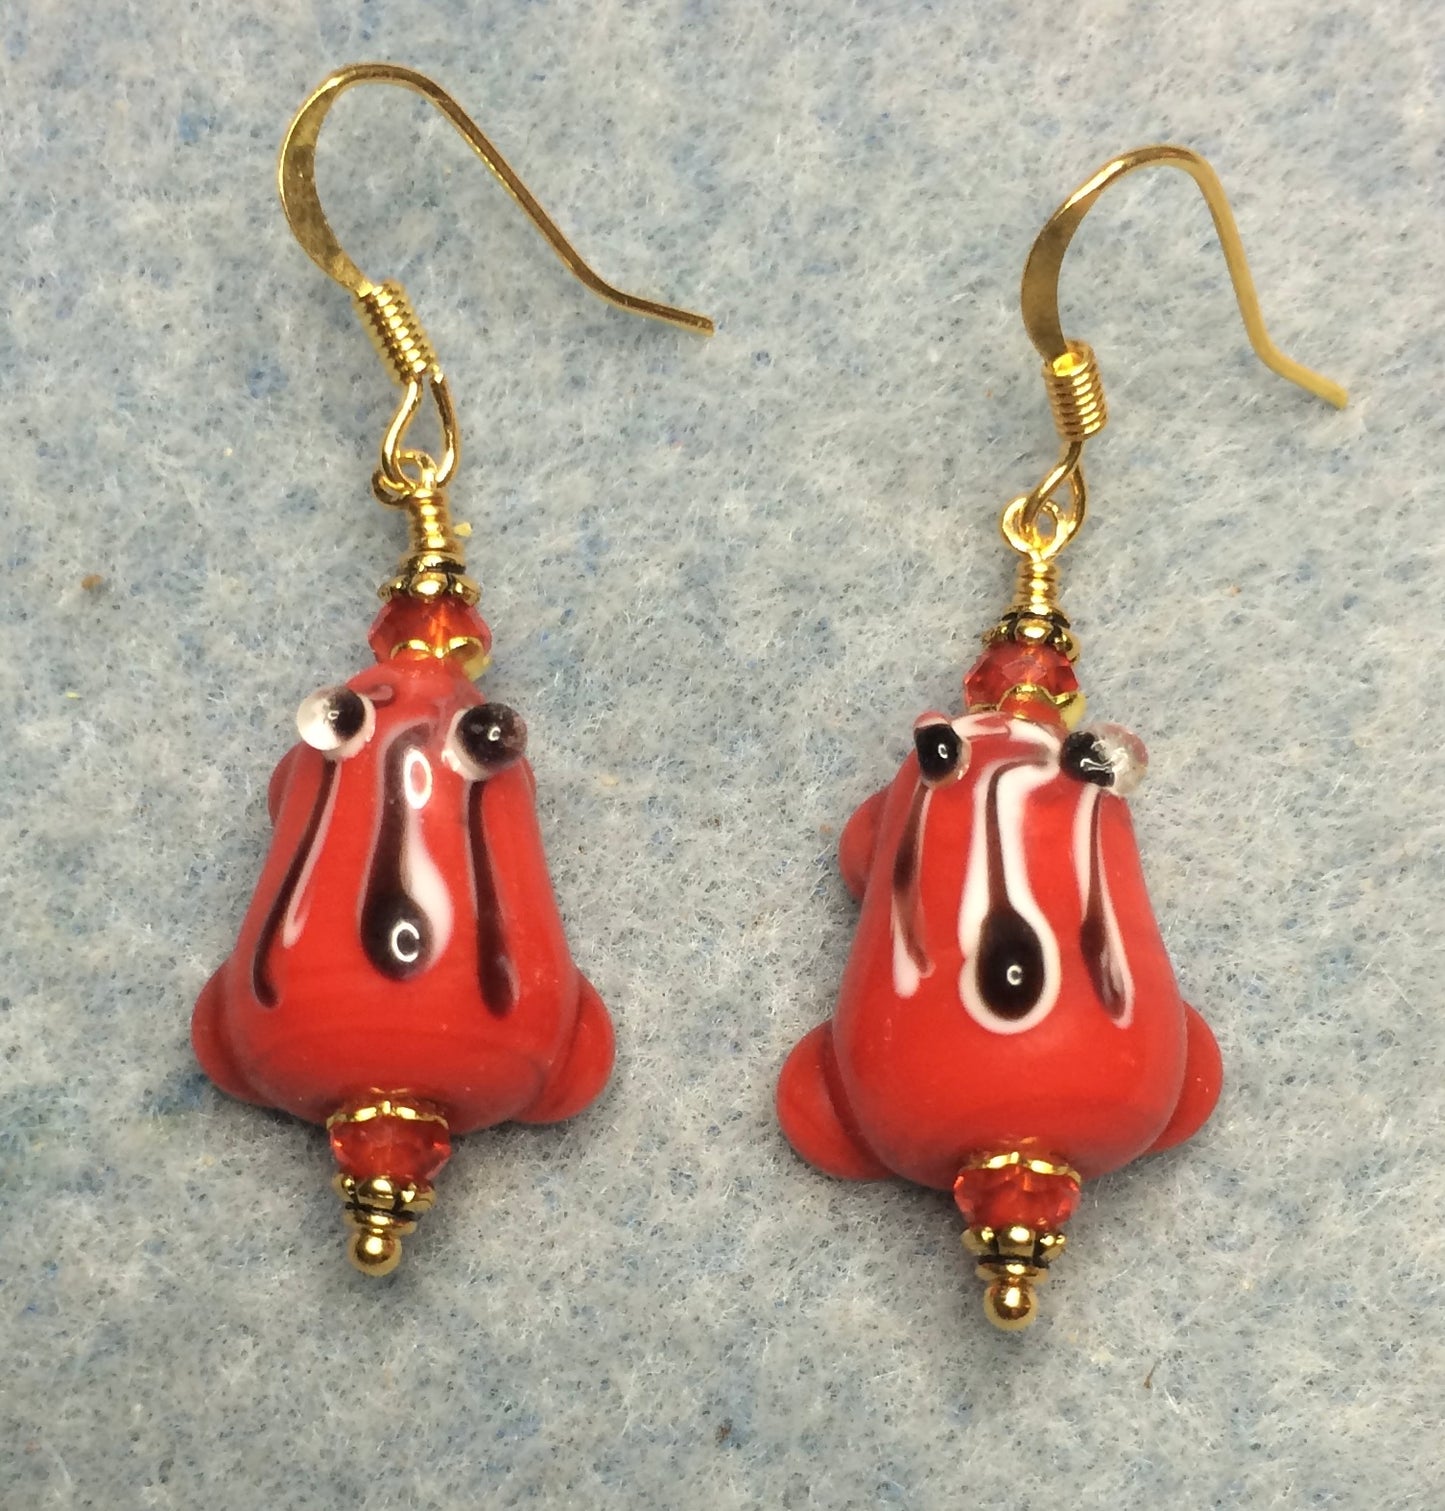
1000,144,1346,569
279,62,716,335
277,63,713,600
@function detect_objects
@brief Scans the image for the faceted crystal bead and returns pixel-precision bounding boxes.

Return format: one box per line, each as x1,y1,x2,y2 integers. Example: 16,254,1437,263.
330,1112,452,1185
963,641,1078,714
953,1160,1081,1234
368,595,492,675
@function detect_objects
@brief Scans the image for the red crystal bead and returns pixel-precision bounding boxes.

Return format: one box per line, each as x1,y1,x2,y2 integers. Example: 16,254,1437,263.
330,1112,453,1184
953,1160,1081,1234
368,595,492,670
963,641,1078,715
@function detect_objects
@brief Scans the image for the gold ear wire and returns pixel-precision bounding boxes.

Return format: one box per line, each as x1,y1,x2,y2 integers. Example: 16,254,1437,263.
278,62,715,334
276,62,714,602
990,144,1347,659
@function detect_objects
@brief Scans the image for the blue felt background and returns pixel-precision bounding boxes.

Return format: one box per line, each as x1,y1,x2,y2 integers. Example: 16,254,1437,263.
2,1,1441,1506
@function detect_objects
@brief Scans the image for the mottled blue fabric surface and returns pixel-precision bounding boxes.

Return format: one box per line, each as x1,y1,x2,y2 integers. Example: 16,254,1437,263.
2,2,1440,1506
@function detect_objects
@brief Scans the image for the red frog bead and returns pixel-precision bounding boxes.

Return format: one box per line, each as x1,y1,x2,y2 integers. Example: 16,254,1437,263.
777,643,1221,1328
193,598,613,1272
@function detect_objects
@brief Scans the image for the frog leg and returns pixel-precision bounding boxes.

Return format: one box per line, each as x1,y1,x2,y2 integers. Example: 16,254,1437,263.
516,974,616,1124
1146,1003,1223,1155
777,1022,891,1180
838,787,888,901
191,967,264,1105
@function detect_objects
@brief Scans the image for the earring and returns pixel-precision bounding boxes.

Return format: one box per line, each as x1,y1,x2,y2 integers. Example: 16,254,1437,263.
777,145,1345,1330
193,65,712,1274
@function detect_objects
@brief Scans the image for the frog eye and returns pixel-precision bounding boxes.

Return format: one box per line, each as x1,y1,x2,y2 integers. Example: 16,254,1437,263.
913,714,968,787
1060,722,1148,796
296,685,375,759
444,701,528,781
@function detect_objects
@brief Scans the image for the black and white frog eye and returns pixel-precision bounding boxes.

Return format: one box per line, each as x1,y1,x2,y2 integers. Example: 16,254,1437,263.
1059,722,1148,796
296,685,376,760
912,714,969,787
444,701,528,782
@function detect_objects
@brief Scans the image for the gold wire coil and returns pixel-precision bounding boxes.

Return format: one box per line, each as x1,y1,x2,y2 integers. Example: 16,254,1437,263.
372,457,479,605
983,553,1080,662
352,281,466,598
996,342,1103,572
1009,553,1067,626
354,280,439,386
376,469,461,558
1042,342,1108,442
